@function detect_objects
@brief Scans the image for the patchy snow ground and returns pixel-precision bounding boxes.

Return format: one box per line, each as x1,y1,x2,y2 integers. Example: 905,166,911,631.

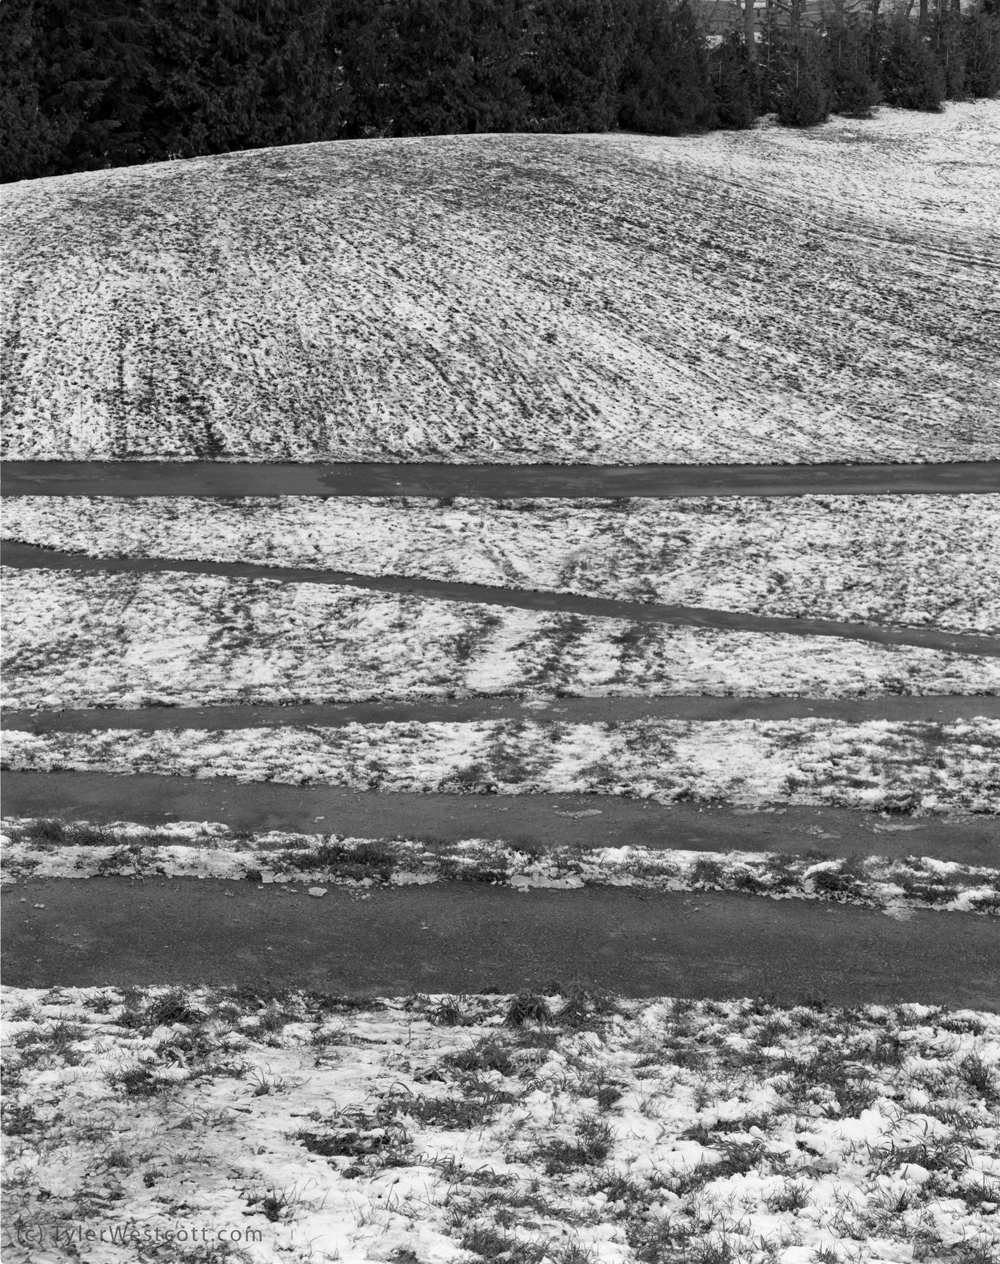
3,103,998,465
2,986,998,1264
5,495,998,636
4,717,998,815
3,818,998,919
4,570,998,710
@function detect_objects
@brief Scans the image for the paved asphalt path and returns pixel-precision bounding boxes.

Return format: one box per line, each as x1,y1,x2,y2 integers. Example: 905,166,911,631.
5,541,998,657
6,694,999,733
4,460,1000,498
4,771,997,866
5,459,998,1008
4,879,998,1008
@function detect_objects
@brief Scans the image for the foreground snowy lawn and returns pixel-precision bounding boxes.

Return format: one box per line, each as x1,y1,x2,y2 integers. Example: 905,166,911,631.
5,571,998,710
6,495,998,635
4,718,999,815
2,987,998,1264
3,819,998,918
4,104,997,465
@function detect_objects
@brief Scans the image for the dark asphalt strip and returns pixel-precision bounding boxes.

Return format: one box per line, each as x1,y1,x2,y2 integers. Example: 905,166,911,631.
5,694,999,734
5,541,997,658
4,771,997,866
4,879,998,1008
4,460,1000,498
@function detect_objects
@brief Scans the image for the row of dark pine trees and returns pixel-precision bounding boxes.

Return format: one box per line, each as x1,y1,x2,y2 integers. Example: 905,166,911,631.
2,0,998,182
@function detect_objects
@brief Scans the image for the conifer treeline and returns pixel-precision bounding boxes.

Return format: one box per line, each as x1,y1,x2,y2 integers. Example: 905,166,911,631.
1,0,998,182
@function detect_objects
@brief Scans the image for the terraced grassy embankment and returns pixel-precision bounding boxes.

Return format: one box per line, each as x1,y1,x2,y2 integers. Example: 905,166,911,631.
3,103,999,1264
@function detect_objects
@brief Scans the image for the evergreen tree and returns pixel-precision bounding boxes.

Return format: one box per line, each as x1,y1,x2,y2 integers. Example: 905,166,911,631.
778,31,831,125
933,2,967,97
824,9,880,117
963,0,1000,96
516,0,630,131
349,0,532,137
0,0,66,181
618,0,717,135
1,0,149,180
758,8,789,113
877,8,945,108
761,16,830,126
334,0,398,139
465,0,535,130
708,28,760,128
141,0,350,162
47,0,148,171
365,0,476,136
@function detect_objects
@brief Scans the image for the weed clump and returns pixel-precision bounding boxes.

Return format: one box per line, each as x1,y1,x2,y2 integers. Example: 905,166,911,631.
505,992,552,1027
145,989,204,1028
106,1065,165,1098
535,1116,613,1174
444,1037,514,1077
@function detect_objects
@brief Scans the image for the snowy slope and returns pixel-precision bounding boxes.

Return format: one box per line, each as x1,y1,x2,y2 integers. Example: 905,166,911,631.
3,103,998,464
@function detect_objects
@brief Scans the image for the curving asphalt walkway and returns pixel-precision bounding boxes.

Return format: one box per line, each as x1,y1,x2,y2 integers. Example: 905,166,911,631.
5,694,999,734
5,541,998,658
4,459,1000,498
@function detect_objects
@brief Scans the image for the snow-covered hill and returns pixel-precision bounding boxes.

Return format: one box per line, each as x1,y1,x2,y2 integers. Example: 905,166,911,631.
3,103,998,465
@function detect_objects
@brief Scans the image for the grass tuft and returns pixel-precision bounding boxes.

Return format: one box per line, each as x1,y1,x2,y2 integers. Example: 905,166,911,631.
505,991,552,1027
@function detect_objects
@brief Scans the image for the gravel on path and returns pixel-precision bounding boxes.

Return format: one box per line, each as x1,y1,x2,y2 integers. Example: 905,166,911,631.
4,771,997,866
6,541,998,657
4,460,1000,498
4,878,998,1008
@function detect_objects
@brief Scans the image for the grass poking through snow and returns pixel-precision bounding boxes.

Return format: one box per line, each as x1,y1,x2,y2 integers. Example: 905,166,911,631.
3,817,998,917
2,986,998,1263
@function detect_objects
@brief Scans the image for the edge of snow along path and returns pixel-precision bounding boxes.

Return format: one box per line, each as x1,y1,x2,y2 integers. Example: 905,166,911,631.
4,819,997,918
